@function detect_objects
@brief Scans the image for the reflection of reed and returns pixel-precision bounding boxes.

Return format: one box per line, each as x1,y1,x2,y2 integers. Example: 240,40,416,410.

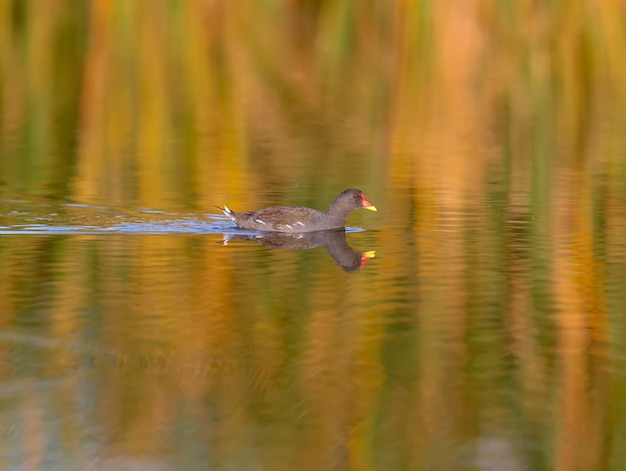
1,1,623,210
0,1,625,469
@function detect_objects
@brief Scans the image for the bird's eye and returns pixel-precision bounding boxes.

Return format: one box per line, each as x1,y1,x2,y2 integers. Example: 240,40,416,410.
353,195,359,200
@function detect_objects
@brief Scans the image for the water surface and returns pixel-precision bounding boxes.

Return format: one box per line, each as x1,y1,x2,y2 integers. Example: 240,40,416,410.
2,1,626,469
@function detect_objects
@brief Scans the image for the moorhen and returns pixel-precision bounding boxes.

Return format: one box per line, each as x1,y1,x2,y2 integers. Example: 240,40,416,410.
218,188,377,233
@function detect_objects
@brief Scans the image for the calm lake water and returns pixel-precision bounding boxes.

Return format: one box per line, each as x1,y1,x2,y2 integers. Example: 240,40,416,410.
2,2,626,470
1,181,624,470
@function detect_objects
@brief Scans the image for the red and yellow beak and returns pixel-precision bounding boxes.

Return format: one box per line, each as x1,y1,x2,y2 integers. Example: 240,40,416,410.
360,250,376,267
361,192,377,211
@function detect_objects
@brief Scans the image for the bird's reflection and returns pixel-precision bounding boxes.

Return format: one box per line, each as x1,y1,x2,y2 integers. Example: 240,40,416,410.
222,230,375,271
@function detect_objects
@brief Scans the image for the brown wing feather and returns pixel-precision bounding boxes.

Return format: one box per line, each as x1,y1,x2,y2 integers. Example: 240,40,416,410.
253,207,323,226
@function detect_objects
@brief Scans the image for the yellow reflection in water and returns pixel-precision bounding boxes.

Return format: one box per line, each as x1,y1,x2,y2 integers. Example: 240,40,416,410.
0,1,626,470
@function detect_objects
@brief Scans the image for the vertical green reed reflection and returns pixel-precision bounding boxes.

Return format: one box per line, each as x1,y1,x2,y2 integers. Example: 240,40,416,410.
1,1,626,470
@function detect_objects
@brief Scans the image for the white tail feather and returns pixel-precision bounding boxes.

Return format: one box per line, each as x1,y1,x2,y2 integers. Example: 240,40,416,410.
222,205,235,221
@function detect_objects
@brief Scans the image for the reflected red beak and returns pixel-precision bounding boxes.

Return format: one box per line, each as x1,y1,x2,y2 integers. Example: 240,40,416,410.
360,250,376,267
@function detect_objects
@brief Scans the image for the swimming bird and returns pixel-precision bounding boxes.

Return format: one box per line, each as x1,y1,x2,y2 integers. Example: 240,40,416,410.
218,188,377,233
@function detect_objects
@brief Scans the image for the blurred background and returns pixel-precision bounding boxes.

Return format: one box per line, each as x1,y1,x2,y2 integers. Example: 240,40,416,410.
1,0,626,469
